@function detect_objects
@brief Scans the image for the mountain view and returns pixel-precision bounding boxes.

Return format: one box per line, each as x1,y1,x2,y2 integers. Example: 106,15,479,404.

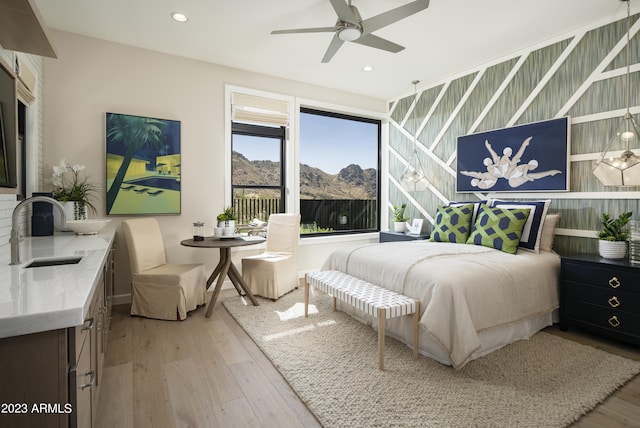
232,151,376,199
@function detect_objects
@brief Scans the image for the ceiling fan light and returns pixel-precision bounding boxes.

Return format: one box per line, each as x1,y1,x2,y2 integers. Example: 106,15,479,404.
171,12,188,22
338,26,362,41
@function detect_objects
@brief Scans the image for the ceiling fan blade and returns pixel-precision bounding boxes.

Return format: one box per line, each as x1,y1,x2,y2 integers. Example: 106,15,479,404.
361,0,429,34
353,33,404,53
329,0,359,25
271,26,336,35
321,34,345,63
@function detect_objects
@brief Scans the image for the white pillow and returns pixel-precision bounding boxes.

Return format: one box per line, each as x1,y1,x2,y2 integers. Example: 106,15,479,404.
446,200,487,226
540,213,560,252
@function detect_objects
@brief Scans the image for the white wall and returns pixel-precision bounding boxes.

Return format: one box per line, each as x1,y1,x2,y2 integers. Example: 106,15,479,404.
41,30,385,300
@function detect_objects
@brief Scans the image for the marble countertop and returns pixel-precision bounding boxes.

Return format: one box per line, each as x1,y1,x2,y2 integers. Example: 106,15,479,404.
0,229,116,339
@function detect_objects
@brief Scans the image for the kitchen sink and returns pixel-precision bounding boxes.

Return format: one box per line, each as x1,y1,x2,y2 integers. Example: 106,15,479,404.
24,256,83,268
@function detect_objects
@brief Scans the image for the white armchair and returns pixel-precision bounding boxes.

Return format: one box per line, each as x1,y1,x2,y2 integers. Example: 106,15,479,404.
242,213,301,300
122,218,206,320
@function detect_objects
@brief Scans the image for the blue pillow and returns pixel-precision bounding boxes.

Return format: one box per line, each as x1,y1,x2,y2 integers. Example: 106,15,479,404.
490,199,550,253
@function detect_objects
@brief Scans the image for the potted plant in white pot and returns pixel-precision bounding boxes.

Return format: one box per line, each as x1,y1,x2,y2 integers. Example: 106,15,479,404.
392,203,409,233
51,160,99,230
217,206,237,228
597,211,632,259
338,205,348,225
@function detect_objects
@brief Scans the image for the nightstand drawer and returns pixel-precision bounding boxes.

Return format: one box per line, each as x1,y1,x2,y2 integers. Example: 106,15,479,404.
564,281,640,311
564,301,640,337
563,261,640,293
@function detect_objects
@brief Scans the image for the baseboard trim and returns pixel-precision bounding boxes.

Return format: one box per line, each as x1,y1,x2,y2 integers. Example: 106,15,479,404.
113,293,132,306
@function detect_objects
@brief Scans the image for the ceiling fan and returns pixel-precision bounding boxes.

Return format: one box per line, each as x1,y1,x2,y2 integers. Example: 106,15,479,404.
271,0,430,63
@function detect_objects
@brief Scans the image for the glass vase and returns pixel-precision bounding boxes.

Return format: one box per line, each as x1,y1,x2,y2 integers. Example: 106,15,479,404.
630,220,640,263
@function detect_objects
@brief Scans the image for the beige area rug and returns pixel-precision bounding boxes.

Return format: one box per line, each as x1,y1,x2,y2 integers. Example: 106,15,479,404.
223,288,640,428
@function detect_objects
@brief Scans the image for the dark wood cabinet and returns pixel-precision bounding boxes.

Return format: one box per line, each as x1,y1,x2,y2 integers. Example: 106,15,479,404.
379,231,429,243
0,243,114,428
560,254,640,345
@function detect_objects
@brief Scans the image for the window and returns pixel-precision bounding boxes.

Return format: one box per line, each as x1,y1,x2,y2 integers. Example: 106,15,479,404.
299,108,380,236
231,122,286,224
226,85,382,237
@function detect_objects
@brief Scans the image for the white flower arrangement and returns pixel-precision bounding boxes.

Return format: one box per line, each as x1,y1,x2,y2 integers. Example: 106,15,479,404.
51,159,98,214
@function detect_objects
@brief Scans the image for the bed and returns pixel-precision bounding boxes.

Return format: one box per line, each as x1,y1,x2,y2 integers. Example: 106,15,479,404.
319,208,561,369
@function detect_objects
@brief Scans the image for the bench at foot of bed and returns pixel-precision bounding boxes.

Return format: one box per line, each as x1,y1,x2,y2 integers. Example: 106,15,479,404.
304,270,419,370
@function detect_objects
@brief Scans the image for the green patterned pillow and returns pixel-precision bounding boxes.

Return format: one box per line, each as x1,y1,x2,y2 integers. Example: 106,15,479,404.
430,204,474,243
466,204,531,254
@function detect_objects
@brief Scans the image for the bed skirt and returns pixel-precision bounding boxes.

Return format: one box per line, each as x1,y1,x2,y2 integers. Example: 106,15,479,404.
334,299,557,367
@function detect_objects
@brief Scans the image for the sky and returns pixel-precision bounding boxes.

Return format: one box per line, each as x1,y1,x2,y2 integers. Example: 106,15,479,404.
233,112,379,175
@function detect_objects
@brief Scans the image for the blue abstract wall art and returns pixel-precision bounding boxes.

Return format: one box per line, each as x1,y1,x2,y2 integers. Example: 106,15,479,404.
456,117,570,192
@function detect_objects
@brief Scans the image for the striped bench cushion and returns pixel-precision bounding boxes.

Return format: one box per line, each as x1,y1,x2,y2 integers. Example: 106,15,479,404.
306,270,417,319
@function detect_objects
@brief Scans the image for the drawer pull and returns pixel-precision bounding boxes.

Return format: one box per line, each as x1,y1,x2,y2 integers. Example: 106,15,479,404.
608,277,621,289
608,315,621,328
80,371,96,389
81,317,94,331
608,296,620,308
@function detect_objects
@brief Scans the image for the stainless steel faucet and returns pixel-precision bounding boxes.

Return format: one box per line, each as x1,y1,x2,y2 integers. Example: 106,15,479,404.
10,196,67,265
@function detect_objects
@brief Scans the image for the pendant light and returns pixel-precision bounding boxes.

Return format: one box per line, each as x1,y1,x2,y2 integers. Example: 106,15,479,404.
593,0,640,186
401,80,430,191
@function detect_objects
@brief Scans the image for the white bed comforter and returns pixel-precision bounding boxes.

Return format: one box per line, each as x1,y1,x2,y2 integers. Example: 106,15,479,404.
322,241,560,369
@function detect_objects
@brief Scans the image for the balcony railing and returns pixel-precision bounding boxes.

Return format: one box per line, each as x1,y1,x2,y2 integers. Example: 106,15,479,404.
233,198,280,225
233,198,378,232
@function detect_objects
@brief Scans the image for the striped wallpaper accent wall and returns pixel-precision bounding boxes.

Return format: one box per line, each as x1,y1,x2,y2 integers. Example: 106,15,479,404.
387,12,640,256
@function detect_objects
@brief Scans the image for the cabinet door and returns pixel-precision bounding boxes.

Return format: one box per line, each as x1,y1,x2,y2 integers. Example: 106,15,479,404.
91,277,105,428
95,272,104,387
69,281,100,428
71,339,93,428
0,329,68,428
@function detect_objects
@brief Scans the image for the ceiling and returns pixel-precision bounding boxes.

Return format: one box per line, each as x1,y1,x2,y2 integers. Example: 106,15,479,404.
32,0,632,100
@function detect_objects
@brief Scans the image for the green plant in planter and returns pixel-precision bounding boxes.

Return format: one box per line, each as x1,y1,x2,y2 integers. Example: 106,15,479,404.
393,203,409,223
216,206,237,223
598,211,632,241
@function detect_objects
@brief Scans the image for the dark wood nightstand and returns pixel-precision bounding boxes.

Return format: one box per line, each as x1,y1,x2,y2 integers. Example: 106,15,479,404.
560,254,640,345
379,231,429,243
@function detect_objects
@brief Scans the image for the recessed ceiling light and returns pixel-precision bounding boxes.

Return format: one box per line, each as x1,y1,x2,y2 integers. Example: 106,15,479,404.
362,65,374,72
171,12,188,22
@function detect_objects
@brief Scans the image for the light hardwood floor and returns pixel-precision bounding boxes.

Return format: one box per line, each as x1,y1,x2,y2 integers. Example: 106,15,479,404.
96,289,640,428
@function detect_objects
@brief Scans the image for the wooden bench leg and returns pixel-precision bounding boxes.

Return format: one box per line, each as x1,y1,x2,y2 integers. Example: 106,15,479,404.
413,301,419,359
378,307,385,370
304,274,309,318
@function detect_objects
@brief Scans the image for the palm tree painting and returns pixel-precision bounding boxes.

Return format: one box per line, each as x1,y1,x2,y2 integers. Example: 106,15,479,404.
106,112,181,215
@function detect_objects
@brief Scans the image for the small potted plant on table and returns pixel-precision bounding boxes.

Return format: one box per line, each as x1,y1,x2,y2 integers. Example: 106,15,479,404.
598,211,632,259
217,206,237,228
392,203,409,233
